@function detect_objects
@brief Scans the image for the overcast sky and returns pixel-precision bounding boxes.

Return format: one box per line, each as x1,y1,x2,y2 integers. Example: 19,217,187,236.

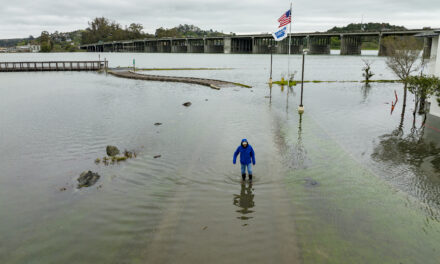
0,0,439,39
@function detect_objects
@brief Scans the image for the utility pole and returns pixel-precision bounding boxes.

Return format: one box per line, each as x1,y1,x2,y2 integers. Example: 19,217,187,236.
287,2,292,87
298,48,308,113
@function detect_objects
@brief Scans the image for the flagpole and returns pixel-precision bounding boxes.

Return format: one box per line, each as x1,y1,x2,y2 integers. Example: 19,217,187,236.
287,2,292,87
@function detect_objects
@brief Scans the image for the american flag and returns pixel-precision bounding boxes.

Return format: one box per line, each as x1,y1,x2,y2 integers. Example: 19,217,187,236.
278,10,292,28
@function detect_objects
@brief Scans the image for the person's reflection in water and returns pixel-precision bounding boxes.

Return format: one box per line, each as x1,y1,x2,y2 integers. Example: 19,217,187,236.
233,182,255,221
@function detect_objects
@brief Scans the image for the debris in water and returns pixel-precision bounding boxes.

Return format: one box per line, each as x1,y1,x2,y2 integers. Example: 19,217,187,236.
106,145,120,157
77,171,100,188
94,158,101,164
154,122,162,126
264,96,270,98
205,99,208,101
154,155,162,159
111,156,127,163
59,187,67,191
304,177,319,187
182,102,192,107
202,226,208,230
124,150,134,158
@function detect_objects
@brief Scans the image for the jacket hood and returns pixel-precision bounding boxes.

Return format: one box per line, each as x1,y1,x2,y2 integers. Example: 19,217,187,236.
241,139,248,143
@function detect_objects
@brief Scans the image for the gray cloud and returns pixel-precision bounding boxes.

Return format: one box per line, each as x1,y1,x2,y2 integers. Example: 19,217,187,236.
0,0,439,38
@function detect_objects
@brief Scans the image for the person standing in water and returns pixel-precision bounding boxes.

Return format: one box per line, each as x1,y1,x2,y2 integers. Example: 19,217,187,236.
233,139,256,181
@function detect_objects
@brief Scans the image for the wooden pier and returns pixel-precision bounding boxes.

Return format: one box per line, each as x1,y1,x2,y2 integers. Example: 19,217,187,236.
0,61,108,72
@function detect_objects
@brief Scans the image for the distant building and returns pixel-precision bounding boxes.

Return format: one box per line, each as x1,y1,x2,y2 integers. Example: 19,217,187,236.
15,44,41,53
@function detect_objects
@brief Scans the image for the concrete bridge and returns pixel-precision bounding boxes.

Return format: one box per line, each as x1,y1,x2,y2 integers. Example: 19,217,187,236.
80,29,435,56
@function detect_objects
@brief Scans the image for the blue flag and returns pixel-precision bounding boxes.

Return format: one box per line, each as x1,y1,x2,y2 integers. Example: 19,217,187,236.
272,26,288,41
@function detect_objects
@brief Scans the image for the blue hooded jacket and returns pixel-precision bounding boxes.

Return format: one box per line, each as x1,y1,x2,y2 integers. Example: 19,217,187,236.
233,139,256,165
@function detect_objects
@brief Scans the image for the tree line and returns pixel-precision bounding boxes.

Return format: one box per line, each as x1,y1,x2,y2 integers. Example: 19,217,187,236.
80,17,226,44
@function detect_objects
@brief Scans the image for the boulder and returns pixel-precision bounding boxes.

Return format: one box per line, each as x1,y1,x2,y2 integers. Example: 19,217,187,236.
78,171,100,188
106,145,120,156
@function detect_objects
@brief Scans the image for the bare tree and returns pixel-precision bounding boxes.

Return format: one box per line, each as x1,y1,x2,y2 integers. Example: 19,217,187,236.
361,59,374,83
383,36,423,110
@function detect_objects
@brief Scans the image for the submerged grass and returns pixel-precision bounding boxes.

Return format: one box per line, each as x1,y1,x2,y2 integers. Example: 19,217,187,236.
232,82,252,88
273,79,401,86
135,67,234,71
280,113,440,263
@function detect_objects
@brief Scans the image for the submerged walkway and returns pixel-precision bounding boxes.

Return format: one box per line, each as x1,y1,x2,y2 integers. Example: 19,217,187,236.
108,70,251,89
0,61,107,72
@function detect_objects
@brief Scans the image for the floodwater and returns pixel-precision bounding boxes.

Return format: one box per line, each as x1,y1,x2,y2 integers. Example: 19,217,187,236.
1,51,440,263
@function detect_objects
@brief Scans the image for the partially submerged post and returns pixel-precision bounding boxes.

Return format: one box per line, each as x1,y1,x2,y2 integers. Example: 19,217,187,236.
298,49,308,113
269,45,273,85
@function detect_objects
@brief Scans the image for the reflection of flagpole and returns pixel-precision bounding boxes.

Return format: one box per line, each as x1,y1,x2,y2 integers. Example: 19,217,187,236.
287,2,292,87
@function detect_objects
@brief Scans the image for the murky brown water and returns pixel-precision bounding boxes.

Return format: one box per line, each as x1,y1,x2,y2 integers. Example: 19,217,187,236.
1,52,440,263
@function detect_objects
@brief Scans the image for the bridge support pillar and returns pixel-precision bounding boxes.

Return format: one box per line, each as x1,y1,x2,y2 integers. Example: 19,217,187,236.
171,39,187,53
157,40,171,53
145,41,158,52
308,36,330,54
276,38,303,54
188,39,204,53
340,35,362,55
133,41,145,52
204,39,224,53
231,38,252,53
423,37,432,59
378,34,387,56
224,37,232,54
252,37,277,54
